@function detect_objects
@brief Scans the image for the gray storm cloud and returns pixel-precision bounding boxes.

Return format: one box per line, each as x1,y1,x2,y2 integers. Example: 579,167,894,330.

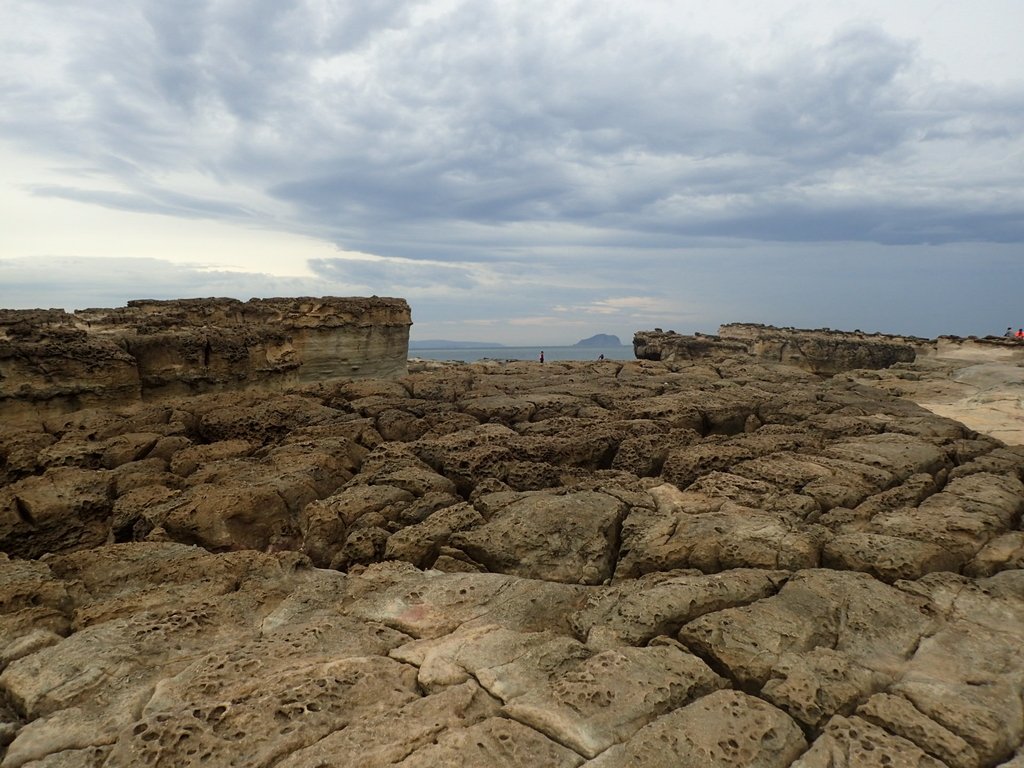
1,0,1023,339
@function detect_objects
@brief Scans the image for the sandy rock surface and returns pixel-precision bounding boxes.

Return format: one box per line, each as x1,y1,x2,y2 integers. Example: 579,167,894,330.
1,355,1023,767
851,344,1024,446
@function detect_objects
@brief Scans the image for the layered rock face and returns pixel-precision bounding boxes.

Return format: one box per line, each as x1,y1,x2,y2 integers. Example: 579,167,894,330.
1,354,1023,766
0,298,411,427
635,323,920,374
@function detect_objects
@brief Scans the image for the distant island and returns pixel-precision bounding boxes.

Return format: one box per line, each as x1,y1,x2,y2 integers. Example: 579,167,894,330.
409,340,505,350
574,334,623,347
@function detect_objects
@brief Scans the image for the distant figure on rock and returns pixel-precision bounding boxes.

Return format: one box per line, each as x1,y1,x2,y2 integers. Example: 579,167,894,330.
1017,329,1024,339
598,353,605,360
1006,327,1015,338
539,351,545,363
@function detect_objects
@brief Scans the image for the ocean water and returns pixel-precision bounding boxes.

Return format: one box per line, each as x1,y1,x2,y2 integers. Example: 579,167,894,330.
409,345,634,362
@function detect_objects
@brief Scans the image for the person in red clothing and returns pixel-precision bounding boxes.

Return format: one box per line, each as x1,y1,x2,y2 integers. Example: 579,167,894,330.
1017,329,1024,339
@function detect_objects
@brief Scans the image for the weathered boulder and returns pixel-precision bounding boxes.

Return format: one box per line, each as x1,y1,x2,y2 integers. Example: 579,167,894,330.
383,502,484,567
299,484,415,567
0,468,114,558
616,483,826,577
503,641,726,758
449,491,626,585
867,472,1024,567
569,568,788,650
857,693,979,768
822,533,962,582
587,689,807,768
794,715,948,767
338,564,588,640
679,569,934,691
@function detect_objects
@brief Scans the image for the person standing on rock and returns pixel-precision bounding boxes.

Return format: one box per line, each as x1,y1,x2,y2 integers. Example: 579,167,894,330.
539,351,545,363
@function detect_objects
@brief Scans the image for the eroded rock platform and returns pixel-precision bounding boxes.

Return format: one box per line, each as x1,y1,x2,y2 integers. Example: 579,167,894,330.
1,355,1023,767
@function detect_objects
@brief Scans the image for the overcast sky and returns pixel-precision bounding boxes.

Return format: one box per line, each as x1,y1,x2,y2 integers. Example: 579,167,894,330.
2,0,1023,344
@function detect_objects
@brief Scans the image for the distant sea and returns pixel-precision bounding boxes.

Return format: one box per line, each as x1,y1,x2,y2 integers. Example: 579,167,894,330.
409,344,634,362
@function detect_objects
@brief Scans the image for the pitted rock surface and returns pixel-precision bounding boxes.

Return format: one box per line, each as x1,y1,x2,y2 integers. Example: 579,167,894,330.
1,354,1023,766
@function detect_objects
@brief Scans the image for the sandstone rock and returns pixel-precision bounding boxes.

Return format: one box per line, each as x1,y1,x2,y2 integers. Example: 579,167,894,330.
794,714,948,767
635,324,918,374
449,491,626,585
145,482,295,552
868,472,1024,566
459,394,537,424
339,565,588,639
0,546,412,766
616,486,826,577
299,484,414,567
274,682,532,768
169,439,255,476
569,568,787,650
109,484,180,541
587,689,807,768
848,472,943,521
661,439,785,490
0,468,114,559
384,502,484,567
1,298,411,428
857,692,979,768
964,531,1024,576
96,432,164,469
0,555,72,653
0,427,55,485
761,647,886,728
109,457,183,496
370,465,458,497
195,394,350,445
822,532,962,582
884,571,1024,765
391,624,590,698
102,656,420,767
331,526,390,569
1,629,63,671
503,642,726,758
679,569,934,691
374,407,431,441
44,543,311,629
3,334,1024,766
0,320,140,429
394,716,584,768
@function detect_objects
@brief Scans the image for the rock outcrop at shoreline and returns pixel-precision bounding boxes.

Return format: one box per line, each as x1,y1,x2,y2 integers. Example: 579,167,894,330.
635,323,921,374
0,297,412,427
2,342,1023,767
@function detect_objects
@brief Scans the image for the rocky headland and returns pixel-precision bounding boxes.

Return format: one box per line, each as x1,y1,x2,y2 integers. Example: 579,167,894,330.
575,335,622,347
1,308,1023,767
634,323,923,375
0,297,412,428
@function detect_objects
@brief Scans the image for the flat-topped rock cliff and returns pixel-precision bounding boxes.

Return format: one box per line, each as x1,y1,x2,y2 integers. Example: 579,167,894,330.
1,350,1023,766
0,297,411,427
635,323,921,374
